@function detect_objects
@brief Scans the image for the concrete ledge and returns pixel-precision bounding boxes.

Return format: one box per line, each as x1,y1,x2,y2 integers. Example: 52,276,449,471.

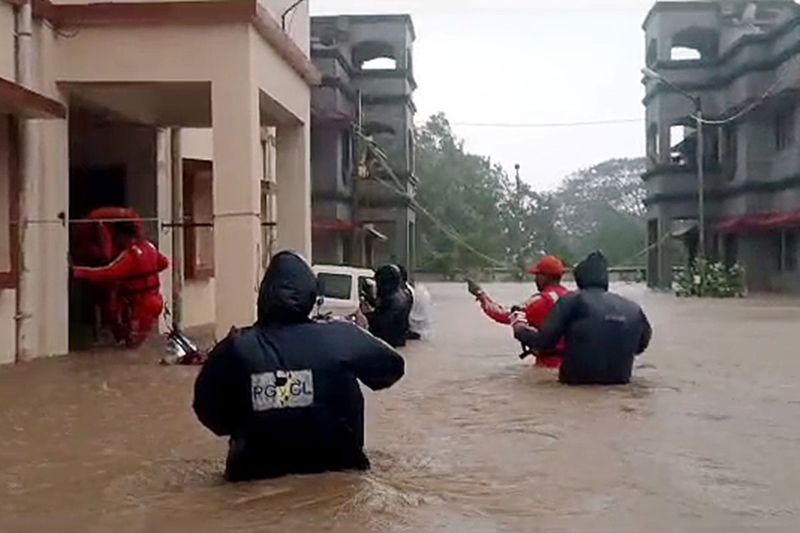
8,0,322,87
0,76,66,119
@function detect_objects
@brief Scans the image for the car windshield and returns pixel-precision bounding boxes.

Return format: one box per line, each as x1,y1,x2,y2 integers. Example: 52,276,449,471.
317,273,352,300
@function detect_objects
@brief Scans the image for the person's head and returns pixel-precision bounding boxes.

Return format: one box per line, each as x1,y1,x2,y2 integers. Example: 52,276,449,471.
527,255,566,292
113,221,140,250
375,264,402,297
257,251,317,325
574,251,609,291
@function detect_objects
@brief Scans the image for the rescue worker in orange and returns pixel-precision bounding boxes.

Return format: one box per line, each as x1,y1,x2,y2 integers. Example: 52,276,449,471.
467,256,571,368
72,222,169,347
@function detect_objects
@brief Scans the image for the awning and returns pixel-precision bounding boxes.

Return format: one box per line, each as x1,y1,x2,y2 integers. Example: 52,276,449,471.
715,212,800,233
363,223,388,241
671,221,698,239
0,76,66,119
312,218,357,233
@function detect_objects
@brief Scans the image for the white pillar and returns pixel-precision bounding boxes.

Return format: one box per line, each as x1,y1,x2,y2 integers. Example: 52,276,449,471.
276,123,311,259
211,78,262,338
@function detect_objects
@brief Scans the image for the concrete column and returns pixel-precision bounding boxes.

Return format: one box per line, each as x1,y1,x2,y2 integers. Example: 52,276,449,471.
657,217,674,289
212,79,262,338
34,119,69,357
276,123,311,259
156,128,173,334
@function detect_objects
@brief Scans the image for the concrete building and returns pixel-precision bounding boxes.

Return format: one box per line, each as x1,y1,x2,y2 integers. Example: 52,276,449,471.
309,14,417,270
643,0,800,292
0,0,319,364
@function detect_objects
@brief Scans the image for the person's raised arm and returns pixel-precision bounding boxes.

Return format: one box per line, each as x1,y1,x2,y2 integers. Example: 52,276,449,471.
342,325,405,391
467,278,514,324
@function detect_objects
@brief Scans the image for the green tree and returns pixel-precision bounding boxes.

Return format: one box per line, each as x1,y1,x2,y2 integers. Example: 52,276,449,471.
554,158,647,266
413,114,647,275
415,113,510,274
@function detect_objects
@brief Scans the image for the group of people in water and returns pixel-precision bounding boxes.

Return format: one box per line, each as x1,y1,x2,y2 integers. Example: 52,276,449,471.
192,249,653,482
352,263,432,348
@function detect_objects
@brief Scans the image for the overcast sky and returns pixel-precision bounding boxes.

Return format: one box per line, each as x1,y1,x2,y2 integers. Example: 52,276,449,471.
311,0,652,190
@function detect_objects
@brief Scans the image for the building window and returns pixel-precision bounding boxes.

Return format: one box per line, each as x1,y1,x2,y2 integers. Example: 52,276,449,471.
778,230,798,272
0,116,18,289
647,124,660,164
183,159,214,280
671,46,701,61
775,106,795,151
669,124,689,166
261,128,277,270
352,40,397,71
669,27,720,62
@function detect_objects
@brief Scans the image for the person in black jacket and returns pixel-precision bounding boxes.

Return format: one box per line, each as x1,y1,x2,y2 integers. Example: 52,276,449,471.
513,251,652,385
363,264,412,347
396,264,419,340
193,251,405,482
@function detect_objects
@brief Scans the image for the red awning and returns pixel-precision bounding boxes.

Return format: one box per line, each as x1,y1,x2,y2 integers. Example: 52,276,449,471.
0,76,66,119
715,212,800,233
312,219,356,233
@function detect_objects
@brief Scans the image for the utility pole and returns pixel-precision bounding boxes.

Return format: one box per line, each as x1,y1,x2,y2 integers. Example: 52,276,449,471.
695,102,706,261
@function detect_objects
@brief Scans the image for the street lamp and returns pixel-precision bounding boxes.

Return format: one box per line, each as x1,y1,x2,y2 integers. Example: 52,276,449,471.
642,67,706,261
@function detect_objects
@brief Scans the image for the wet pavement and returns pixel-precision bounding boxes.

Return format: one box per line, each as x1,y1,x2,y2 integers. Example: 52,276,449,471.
1,283,800,532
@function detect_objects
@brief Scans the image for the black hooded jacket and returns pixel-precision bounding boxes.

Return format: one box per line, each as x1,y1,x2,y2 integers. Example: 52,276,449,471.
193,251,405,481
366,265,412,347
514,252,652,385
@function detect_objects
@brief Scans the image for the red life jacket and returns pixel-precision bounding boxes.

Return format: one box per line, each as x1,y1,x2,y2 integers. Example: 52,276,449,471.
73,240,169,295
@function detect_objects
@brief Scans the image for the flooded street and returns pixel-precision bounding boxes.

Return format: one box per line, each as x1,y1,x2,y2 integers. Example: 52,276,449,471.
2,283,800,532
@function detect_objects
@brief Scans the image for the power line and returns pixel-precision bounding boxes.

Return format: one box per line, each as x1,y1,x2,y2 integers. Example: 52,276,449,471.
356,129,656,272
448,118,644,129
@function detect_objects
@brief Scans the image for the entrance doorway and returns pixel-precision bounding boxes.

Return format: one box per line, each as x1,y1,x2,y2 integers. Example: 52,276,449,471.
67,113,158,350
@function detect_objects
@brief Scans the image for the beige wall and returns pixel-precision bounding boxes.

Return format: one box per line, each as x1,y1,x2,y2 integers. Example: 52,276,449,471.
181,129,212,161
0,3,14,80
183,278,215,328
249,27,310,125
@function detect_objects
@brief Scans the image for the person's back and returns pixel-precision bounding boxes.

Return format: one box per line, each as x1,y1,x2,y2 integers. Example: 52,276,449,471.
193,252,405,482
514,252,652,385
366,265,411,347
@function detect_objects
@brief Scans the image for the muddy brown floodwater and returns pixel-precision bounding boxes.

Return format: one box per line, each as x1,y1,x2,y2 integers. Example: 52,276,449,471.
1,283,800,532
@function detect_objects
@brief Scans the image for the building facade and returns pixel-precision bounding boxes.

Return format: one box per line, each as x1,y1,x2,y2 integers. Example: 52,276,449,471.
0,0,318,364
643,0,800,292
309,14,417,270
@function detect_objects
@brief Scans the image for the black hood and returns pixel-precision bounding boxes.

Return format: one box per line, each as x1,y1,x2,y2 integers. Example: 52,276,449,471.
375,265,402,297
257,251,317,325
574,251,609,291
397,264,409,283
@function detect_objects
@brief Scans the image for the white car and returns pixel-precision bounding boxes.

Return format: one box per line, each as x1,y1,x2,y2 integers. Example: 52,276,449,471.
312,265,375,318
